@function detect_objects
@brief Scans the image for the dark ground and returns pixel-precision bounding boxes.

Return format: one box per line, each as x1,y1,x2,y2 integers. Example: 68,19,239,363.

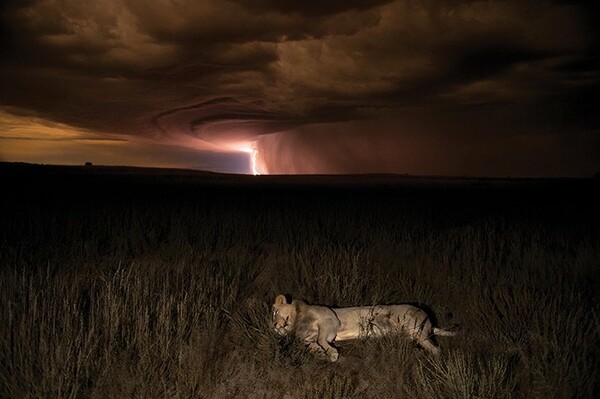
1,162,599,398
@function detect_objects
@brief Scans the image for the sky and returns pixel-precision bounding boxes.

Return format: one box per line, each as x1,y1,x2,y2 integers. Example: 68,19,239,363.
1,0,599,176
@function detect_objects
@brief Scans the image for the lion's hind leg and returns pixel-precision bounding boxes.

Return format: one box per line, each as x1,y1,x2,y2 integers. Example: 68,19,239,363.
417,337,441,355
405,308,442,355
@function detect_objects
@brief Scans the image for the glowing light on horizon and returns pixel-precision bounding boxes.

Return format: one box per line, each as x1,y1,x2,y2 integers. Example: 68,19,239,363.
220,139,262,175
174,132,265,175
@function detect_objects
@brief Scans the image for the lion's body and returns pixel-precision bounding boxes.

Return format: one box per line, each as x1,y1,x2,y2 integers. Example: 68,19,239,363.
272,295,456,362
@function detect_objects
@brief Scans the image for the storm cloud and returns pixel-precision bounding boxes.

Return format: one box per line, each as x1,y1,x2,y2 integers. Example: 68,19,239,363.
1,0,598,175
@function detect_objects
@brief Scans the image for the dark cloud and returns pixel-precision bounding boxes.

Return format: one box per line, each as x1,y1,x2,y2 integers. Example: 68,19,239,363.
237,0,394,16
0,0,598,175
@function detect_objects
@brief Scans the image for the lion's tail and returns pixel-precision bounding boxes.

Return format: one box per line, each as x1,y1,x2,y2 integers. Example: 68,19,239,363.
433,327,459,337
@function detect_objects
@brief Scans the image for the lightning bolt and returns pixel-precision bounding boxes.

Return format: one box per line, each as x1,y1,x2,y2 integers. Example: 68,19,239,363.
251,142,260,175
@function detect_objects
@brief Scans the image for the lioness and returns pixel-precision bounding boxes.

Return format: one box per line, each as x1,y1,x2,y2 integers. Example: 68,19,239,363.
272,294,456,362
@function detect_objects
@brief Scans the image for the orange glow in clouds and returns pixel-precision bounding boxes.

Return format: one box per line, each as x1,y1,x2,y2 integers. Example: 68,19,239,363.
0,109,265,173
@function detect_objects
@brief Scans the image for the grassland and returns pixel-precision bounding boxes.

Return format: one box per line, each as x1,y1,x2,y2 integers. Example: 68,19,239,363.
1,163,599,398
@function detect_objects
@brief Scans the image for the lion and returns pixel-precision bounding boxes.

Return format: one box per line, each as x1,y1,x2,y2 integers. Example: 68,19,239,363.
272,294,457,362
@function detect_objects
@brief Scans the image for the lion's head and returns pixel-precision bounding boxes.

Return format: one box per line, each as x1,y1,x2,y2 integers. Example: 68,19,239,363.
272,294,297,336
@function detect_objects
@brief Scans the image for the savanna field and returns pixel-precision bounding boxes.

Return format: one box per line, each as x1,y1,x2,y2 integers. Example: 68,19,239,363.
1,163,599,398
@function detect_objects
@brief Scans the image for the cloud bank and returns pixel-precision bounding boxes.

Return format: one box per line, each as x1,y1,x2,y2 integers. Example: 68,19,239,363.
1,0,598,175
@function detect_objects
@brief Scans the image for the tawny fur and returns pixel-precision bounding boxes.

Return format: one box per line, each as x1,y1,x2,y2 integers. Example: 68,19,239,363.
272,294,457,362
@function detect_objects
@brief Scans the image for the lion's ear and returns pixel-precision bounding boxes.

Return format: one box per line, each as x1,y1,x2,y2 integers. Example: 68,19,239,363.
274,294,287,305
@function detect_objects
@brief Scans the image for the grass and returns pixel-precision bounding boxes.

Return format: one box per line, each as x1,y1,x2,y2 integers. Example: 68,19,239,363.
0,165,599,398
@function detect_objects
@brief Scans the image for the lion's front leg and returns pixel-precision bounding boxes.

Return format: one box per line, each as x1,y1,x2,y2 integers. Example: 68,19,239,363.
304,340,339,362
317,335,339,362
318,322,340,362
302,329,339,362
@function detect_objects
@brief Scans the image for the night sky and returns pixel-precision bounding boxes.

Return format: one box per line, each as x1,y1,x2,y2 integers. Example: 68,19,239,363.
1,0,599,176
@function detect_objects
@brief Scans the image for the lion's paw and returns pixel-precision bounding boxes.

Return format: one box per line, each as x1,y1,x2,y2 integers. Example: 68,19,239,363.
327,349,339,362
